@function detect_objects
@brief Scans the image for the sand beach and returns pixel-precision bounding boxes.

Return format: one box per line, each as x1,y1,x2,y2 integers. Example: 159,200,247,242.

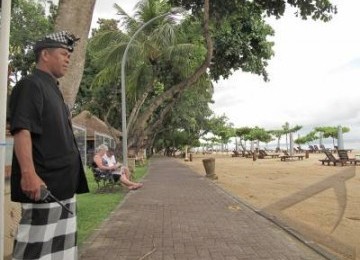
180,151,360,260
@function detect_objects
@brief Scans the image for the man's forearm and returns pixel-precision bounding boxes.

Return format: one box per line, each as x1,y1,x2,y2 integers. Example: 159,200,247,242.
14,129,45,200
14,129,36,176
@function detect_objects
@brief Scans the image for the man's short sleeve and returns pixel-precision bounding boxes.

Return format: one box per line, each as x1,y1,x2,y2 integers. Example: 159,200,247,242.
9,78,43,135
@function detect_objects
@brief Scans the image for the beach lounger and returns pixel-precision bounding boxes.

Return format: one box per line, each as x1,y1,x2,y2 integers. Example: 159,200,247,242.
319,144,333,153
280,151,305,161
258,149,280,159
313,145,321,153
337,149,360,165
231,150,242,157
242,150,253,158
319,150,344,166
308,145,316,153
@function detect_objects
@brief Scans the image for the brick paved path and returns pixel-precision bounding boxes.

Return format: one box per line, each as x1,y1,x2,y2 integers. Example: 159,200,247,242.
79,157,328,260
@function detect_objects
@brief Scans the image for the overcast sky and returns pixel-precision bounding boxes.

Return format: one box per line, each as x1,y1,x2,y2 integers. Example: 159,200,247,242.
92,0,360,145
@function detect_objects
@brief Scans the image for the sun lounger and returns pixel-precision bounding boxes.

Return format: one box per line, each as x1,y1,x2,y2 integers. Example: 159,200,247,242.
313,145,321,153
337,149,360,165
242,150,253,158
258,149,280,159
308,145,316,153
319,150,345,166
231,150,242,157
279,151,305,161
319,144,334,153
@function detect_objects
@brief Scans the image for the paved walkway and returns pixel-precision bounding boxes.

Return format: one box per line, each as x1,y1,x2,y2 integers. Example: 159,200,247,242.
79,157,329,260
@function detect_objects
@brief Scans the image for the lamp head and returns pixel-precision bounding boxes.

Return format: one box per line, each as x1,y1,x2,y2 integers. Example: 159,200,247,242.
170,7,186,15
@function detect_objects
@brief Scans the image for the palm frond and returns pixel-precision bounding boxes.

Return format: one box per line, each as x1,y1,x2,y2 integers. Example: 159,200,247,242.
127,62,154,100
113,3,138,32
91,67,120,89
134,0,170,24
89,31,126,51
162,43,206,78
149,23,177,49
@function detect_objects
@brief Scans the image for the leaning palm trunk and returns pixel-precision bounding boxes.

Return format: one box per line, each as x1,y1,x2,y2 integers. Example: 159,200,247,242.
55,0,96,109
127,80,154,136
127,0,213,150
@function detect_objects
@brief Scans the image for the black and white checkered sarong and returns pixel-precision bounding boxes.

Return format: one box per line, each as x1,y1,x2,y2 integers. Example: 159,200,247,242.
12,197,77,260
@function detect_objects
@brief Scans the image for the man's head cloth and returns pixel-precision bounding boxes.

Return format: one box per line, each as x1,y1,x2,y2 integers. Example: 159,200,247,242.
33,31,80,53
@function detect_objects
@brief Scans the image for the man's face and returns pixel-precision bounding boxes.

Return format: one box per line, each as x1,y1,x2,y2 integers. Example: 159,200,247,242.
43,47,71,78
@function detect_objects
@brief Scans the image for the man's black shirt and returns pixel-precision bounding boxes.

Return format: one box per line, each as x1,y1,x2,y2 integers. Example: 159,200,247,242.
9,69,89,202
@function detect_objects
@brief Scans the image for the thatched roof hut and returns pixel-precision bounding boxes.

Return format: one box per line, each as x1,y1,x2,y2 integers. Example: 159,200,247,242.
72,110,121,141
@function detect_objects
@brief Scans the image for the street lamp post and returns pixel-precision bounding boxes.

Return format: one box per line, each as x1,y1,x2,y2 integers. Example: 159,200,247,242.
120,8,183,166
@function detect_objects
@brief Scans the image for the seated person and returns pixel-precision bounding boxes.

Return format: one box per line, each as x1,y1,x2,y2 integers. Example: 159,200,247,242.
103,148,130,180
93,144,143,190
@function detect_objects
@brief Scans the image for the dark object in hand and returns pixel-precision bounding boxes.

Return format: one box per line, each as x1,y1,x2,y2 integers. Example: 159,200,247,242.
40,185,74,215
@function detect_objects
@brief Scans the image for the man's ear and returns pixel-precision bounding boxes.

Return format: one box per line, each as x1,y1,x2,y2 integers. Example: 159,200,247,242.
40,49,52,62
38,49,46,62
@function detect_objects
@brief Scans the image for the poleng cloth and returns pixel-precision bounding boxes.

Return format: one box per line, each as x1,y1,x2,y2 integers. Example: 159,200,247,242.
12,197,77,260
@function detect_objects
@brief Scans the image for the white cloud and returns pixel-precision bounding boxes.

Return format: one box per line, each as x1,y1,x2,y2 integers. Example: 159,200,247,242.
91,0,137,29
211,0,360,144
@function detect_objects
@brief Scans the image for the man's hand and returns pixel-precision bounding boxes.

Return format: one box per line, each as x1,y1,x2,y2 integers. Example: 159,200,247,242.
20,172,45,201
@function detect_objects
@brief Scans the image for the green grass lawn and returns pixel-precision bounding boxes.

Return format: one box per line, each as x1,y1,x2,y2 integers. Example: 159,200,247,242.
77,164,148,246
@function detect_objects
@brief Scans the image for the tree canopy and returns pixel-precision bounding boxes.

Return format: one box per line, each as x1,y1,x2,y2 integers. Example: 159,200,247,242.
74,0,337,155
8,0,55,80
168,0,336,81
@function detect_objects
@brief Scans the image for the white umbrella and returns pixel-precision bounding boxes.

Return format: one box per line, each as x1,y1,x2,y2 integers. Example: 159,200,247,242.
319,132,323,147
289,132,294,156
337,125,344,149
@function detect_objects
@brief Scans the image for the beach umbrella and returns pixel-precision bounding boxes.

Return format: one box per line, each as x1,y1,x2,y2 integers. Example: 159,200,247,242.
289,132,294,156
337,125,344,149
319,132,323,147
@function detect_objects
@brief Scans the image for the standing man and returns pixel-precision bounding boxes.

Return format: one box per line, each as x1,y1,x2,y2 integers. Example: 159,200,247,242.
9,31,89,259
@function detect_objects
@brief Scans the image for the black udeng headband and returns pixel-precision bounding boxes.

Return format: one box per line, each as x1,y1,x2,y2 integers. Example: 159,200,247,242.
33,31,80,53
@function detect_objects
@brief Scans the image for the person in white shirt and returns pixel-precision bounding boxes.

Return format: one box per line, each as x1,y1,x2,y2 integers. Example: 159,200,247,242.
102,148,131,179
103,148,117,167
